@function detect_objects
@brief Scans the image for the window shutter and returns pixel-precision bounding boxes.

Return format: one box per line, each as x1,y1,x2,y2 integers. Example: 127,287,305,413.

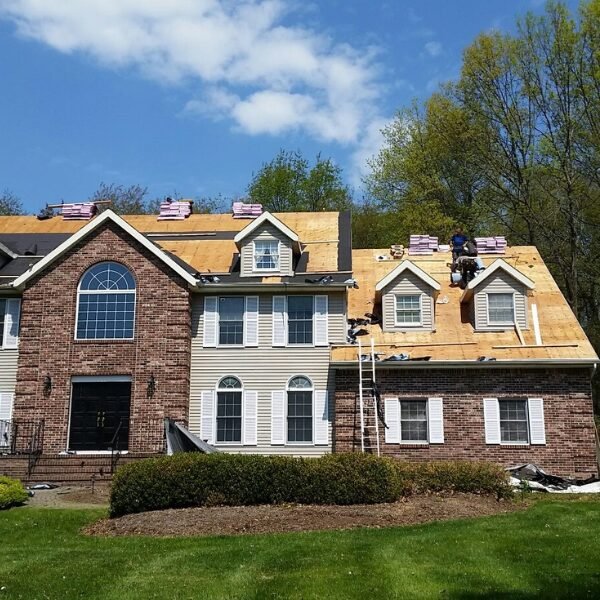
272,296,287,347
528,397,546,445
314,390,329,445
3,299,21,348
244,296,259,347
243,391,258,445
201,391,215,443
428,397,444,443
0,393,14,421
313,295,328,347
203,297,218,348
271,390,285,444
384,397,400,443
483,398,501,444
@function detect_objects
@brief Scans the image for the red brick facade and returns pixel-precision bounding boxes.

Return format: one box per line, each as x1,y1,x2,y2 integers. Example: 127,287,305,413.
12,222,191,454
333,367,597,478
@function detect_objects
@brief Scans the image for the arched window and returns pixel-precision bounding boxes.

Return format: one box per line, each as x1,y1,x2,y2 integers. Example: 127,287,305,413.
287,376,313,443
216,376,243,443
76,262,136,340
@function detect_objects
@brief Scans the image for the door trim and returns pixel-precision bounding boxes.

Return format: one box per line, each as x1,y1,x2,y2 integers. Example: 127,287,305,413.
71,375,132,383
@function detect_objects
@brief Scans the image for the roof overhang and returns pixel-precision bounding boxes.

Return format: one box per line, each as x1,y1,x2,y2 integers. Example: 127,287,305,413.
375,260,441,292
330,358,599,369
233,211,300,249
460,258,535,302
191,282,350,293
0,241,18,260
10,210,198,289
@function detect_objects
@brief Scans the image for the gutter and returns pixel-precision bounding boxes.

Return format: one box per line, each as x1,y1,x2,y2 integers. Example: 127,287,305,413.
329,358,600,369
191,282,352,293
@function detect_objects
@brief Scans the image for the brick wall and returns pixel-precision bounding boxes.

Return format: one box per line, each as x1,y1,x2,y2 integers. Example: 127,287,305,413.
12,221,191,454
334,367,598,478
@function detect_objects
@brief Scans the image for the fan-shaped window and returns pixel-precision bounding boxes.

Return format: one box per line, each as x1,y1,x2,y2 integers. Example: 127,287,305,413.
287,376,313,443
216,376,243,443
76,262,136,340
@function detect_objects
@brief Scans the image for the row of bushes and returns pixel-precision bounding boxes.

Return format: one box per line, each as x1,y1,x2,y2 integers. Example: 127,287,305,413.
0,476,28,510
110,453,511,517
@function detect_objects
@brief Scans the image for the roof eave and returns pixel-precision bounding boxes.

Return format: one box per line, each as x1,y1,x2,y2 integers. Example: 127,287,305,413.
330,358,600,369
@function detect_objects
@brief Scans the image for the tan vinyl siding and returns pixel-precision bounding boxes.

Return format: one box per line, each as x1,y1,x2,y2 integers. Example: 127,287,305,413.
381,272,435,332
0,349,18,395
239,223,294,277
474,271,528,330
189,292,346,456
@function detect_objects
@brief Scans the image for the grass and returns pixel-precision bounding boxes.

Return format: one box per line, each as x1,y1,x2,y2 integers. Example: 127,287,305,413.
1,496,599,599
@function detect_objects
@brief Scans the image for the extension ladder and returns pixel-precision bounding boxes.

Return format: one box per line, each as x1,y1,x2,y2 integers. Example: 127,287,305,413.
357,338,381,456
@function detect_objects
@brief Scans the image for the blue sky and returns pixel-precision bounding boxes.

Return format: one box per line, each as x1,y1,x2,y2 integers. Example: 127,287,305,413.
0,0,579,213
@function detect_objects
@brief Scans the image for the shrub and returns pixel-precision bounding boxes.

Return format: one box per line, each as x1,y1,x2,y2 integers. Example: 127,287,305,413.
110,453,511,517
0,476,28,509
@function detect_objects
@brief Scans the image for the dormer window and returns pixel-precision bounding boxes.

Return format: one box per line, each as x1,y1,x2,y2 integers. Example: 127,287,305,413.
395,294,422,326
254,240,279,271
487,293,515,326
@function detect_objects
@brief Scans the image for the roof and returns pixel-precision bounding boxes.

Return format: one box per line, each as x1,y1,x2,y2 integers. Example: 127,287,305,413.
375,260,441,292
460,258,535,302
233,212,299,244
331,246,598,364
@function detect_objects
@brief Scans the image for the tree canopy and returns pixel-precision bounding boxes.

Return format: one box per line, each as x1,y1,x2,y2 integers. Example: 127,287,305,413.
0,190,24,216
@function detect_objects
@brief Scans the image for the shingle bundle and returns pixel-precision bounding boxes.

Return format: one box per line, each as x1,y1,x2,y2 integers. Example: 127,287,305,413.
232,202,263,218
157,200,193,221
474,236,507,254
408,234,438,255
61,203,98,220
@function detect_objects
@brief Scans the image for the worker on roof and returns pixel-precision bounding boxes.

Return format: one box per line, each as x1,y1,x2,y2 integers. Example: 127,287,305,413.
450,226,469,259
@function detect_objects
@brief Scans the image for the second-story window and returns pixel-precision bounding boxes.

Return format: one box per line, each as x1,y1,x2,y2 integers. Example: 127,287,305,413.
219,297,245,345
288,296,313,344
254,240,279,270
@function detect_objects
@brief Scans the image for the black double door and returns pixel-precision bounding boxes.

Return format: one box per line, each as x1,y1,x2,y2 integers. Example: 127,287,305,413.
69,382,131,451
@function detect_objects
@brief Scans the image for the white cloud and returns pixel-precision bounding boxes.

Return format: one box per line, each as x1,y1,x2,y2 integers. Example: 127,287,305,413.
0,0,386,148
424,41,442,57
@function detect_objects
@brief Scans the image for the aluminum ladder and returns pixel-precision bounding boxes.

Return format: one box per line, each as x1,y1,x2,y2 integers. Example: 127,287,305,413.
358,338,381,455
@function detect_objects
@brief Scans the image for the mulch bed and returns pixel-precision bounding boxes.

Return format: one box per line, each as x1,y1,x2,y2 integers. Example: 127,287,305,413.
85,494,524,537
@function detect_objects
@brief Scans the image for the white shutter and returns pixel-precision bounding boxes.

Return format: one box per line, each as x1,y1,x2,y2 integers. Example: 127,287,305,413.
314,390,329,445
313,295,328,347
384,397,400,443
271,390,285,444
528,397,546,445
203,297,218,348
272,296,287,347
243,391,258,445
0,393,14,421
201,391,215,443
483,398,501,444
428,397,444,443
244,296,259,347
3,299,21,348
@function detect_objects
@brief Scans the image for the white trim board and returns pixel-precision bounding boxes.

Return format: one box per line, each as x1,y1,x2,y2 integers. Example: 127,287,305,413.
71,375,132,383
10,210,198,289
233,211,299,244
461,258,534,302
375,260,441,292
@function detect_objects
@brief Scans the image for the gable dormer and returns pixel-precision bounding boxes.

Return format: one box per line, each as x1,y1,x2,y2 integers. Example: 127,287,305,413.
375,261,441,332
460,259,535,331
233,212,301,278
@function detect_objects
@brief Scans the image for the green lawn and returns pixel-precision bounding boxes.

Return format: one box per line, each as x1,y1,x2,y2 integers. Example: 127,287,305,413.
1,497,599,599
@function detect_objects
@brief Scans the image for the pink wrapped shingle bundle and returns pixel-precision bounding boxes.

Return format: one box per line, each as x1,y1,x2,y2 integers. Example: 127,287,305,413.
474,236,507,254
157,200,193,221
408,234,439,255
61,203,98,220
232,202,263,218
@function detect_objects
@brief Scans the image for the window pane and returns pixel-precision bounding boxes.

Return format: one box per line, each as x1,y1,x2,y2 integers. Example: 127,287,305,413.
288,390,313,442
288,296,313,344
500,399,528,443
216,391,242,442
488,293,515,324
219,297,244,345
396,295,422,324
76,292,135,339
400,400,428,442
80,262,135,291
254,241,279,270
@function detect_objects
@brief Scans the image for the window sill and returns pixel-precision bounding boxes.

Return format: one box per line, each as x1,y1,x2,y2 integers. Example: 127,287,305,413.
498,442,530,447
74,339,135,344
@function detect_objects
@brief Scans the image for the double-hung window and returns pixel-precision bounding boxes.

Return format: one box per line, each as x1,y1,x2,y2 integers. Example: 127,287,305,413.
254,240,279,270
499,399,529,443
216,377,243,443
487,293,515,326
395,294,422,326
218,297,244,345
288,296,313,344
287,376,313,443
399,400,428,442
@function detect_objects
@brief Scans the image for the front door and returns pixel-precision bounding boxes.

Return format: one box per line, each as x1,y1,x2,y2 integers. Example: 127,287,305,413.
69,381,131,451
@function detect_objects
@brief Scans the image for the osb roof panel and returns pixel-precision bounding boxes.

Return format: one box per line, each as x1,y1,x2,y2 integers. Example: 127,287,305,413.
0,212,340,273
331,247,598,363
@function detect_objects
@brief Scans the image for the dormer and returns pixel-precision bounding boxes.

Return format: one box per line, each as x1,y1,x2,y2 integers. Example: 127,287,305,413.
460,259,535,331
375,261,441,332
233,212,301,278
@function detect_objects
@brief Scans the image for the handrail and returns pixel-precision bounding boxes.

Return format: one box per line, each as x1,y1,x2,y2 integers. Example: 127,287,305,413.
109,418,124,474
